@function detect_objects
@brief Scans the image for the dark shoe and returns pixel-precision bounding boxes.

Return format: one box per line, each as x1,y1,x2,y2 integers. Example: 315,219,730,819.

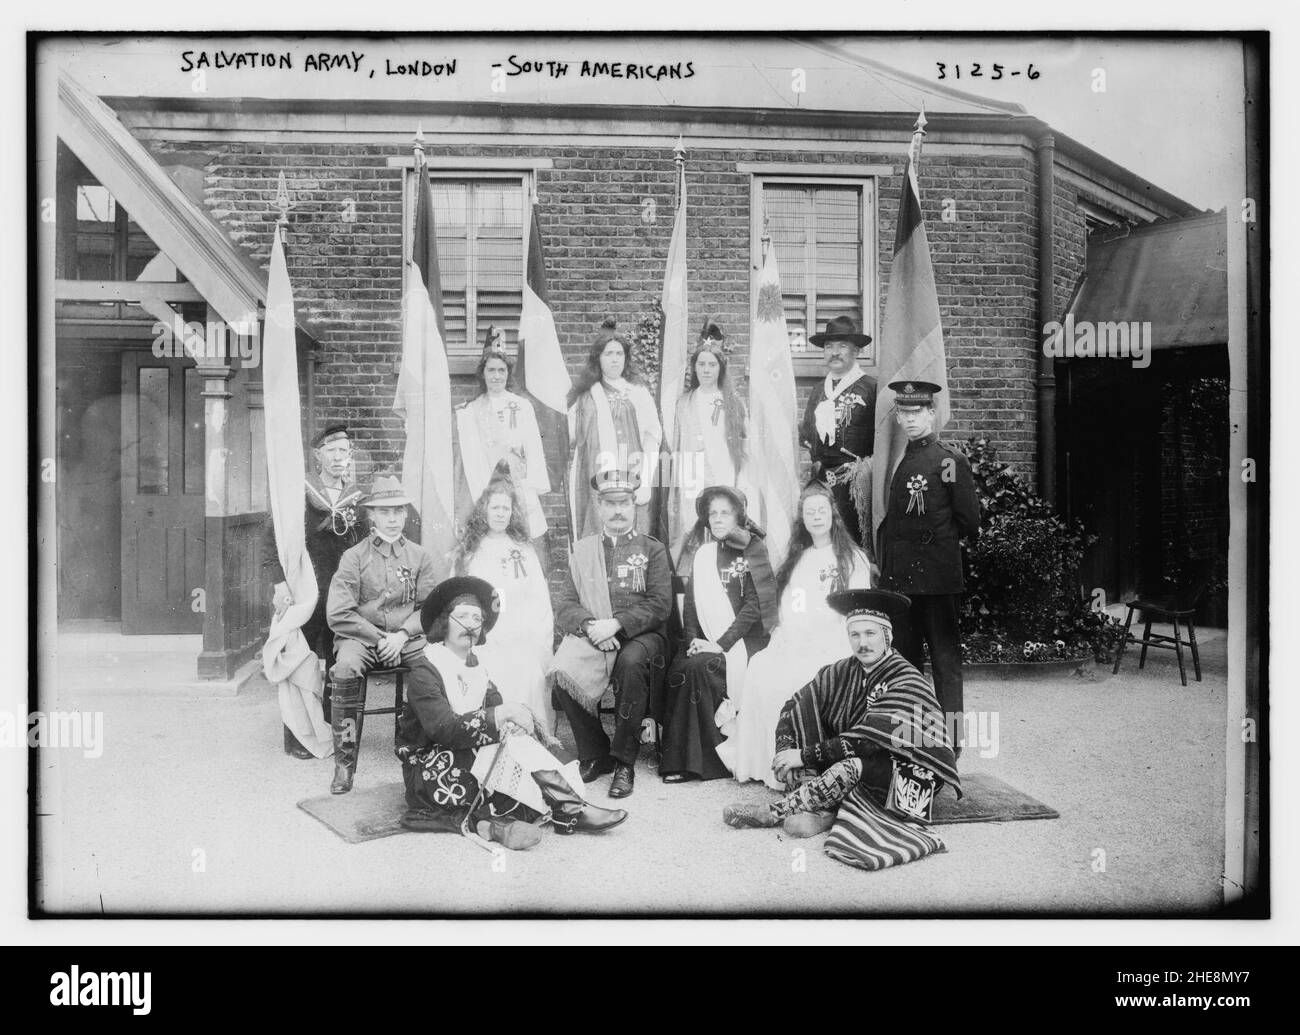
475,817,544,851
329,765,353,795
283,725,312,760
400,809,465,834
578,755,617,783
532,770,628,835
723,802,779,829
608,763,635,799
661,772,697,784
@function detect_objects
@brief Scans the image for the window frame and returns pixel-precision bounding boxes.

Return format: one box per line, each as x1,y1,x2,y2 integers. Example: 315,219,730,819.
400,166,536,370
749,172,880,378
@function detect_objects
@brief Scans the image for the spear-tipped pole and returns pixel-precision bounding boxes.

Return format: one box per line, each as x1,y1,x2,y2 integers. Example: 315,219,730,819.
908,105,927,167
413,122,426,161
672,134,686,208
274,170,290,243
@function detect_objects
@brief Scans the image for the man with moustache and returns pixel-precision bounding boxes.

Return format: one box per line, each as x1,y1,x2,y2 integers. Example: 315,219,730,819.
799,315,878,545
722,589,960,872
548,469,672,800
264,423,367,759
325,476,438,794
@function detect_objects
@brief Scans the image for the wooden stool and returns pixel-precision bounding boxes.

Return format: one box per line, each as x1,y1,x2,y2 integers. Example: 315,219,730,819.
1111,599,1203,686
361,665,409,745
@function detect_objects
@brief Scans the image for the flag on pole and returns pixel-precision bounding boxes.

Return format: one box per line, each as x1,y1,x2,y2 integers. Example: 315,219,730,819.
659,154,689,446
869,142,950,553
261,225,331,757
516,202,573,538
394,149,456,577
748,239,799,561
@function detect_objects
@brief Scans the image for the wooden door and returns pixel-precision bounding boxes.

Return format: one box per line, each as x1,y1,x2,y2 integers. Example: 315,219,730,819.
119,351,205,633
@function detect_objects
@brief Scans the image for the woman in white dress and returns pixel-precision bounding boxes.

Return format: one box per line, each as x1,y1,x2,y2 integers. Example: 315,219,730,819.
450,478,556,731
716,482,871,789
567,318,663,539
455,337,550,542
666,325,752,564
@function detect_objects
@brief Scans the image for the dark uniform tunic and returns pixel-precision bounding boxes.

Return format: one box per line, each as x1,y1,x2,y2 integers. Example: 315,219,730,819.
262,474,367,665
552,530,673,766
799,371,878,545
877,432,980,720
660,540,769,781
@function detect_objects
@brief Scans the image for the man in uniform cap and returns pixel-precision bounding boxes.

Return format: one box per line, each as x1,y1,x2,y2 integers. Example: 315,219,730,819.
875,381,980,737
722,588,960,872
325,475,439,793
548,468,673,799
263,422,368,758
799,315,878,545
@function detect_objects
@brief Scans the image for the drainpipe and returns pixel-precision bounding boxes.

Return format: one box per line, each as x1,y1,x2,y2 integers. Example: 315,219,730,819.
1036,131,1057,506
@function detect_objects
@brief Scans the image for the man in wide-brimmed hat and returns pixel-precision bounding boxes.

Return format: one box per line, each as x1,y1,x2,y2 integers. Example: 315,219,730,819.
548,468,673,800
325,475,438,794
723,588,960,873
799,314,878,545
394,575,628,850
263,422,368,759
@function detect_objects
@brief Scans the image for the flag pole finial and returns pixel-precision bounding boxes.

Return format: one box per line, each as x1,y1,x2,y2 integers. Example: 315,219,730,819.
274,170,290,244
413,123,426,160
673,134,686,165
909,106,928,166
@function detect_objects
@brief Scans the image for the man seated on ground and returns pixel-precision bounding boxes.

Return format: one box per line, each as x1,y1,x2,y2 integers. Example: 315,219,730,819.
396,576,627,850
325,476,438,795
548,469,673,800
723,589,962,872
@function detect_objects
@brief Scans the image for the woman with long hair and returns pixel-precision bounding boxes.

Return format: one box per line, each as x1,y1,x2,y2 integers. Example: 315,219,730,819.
450,478,556,731
659,485,775,783
567,317,663,539
665,323,752,563
454,330,551,544
716,481,871,789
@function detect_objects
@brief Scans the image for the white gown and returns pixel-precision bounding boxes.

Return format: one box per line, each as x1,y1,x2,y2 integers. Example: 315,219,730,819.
716,543,871,789
464,535,556,731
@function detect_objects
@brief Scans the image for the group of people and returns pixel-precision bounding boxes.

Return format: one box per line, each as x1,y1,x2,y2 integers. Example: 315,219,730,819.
264,313,982,869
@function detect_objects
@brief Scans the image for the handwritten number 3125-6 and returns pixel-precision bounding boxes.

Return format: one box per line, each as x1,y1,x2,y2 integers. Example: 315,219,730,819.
936,63,1040,80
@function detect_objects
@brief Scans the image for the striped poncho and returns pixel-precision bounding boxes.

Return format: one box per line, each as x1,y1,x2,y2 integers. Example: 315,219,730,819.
774,650,960,871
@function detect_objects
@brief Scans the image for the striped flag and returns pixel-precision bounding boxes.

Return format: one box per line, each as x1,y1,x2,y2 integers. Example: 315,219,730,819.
659,158,689,445
748,240,799,561
394,151,455,577
516,203,573,537
869,152,951,551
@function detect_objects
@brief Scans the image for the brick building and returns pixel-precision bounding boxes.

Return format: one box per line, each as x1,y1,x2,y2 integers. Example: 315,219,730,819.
42,36,1213,680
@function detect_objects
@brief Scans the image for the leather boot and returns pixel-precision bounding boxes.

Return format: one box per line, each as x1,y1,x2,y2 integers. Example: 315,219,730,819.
283,725,312,760
329,676,365,794
533,769,628,835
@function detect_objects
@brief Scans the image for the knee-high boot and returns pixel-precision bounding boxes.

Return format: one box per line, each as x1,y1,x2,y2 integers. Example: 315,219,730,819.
329,676,366,794
532,770,628,834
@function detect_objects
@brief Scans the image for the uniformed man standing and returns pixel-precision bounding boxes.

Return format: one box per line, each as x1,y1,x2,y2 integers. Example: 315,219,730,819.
799,315,878,545
876,381,980,734
264,422,367,759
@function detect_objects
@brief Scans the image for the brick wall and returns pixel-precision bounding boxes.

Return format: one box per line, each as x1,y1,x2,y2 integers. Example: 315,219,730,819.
147,134,1183,553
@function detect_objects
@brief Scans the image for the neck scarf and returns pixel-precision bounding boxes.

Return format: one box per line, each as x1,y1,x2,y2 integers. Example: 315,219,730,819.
813,362,865,445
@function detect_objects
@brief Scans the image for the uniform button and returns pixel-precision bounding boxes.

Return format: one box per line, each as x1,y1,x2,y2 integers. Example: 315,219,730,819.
920,531,935,545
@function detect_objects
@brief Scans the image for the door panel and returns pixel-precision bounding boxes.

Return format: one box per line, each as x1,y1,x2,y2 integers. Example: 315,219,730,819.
120,351,205,633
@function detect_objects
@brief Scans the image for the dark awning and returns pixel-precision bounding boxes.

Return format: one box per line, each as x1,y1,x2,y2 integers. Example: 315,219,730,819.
1064,211,1227,350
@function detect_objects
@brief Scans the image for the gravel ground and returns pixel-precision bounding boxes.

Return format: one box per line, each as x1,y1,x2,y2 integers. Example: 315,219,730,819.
35,632,1228,917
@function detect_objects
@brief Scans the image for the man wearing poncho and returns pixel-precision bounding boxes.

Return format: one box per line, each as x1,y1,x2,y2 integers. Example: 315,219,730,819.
723,588,960,872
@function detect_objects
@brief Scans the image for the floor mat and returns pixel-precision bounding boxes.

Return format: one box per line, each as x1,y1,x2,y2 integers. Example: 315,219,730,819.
298,782,414,844
932,772,1059,824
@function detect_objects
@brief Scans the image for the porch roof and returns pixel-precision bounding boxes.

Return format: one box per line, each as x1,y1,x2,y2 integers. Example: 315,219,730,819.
57,70,319,343
1063,211,1228,350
